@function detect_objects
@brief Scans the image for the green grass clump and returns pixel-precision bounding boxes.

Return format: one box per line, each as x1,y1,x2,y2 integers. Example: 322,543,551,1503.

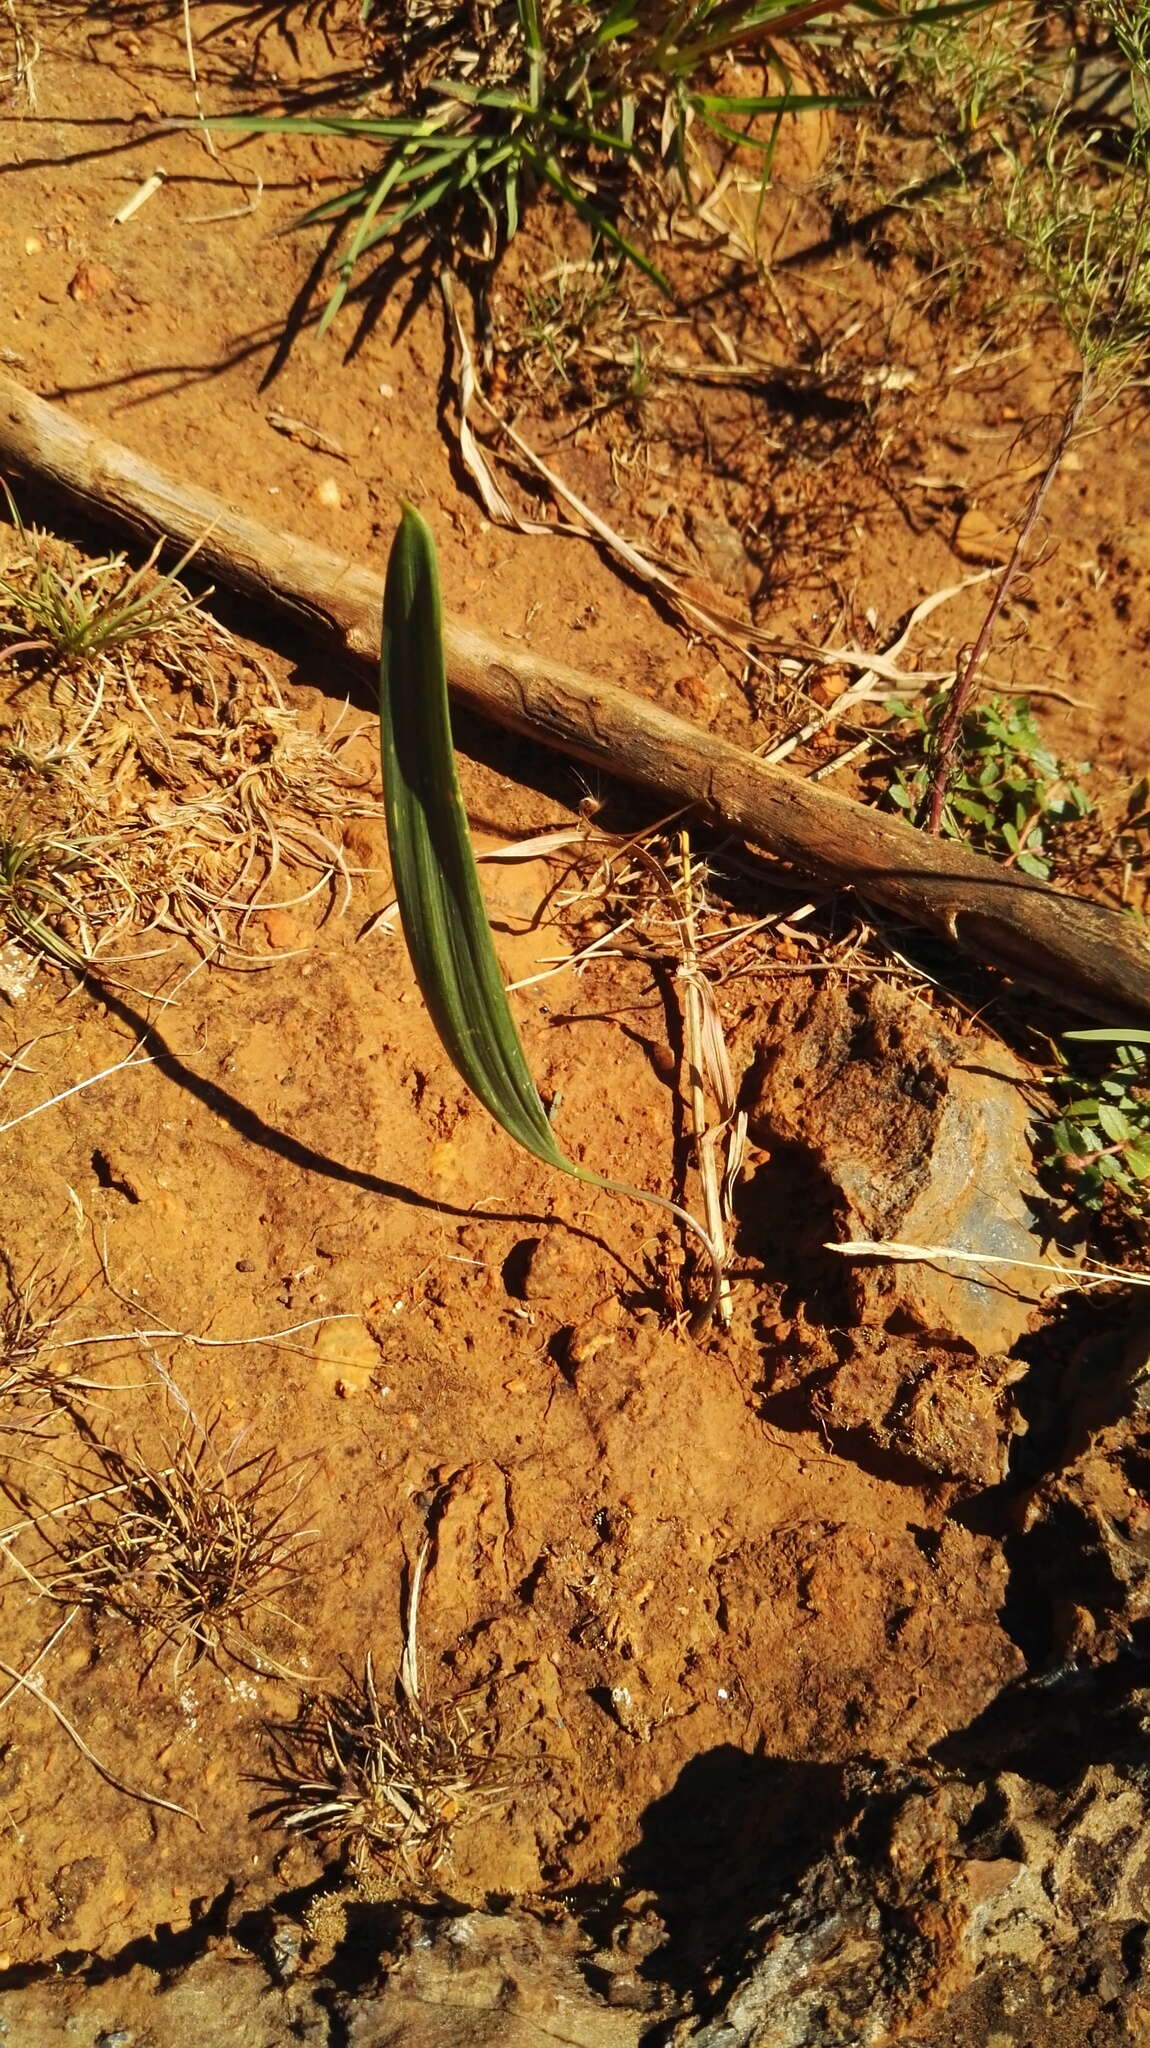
883,690,1091,881
212,1,1005,323
0,816,90,969
0,503,205,666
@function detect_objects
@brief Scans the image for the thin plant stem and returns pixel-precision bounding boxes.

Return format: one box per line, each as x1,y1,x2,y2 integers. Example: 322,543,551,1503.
921,371,1093,836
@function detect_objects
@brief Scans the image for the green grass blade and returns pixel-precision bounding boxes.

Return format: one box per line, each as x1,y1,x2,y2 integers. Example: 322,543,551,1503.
1065,1028,1150,1045
523,147,671,293
380,505,573,1173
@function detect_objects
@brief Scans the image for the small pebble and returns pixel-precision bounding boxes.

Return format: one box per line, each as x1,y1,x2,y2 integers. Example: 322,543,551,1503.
314,476,342,509
68,259,119,303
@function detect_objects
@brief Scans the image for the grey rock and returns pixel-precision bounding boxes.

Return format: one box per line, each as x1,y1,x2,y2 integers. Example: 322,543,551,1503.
0,1951,326,2048
749,983,1051,1356
345,1910,644,2048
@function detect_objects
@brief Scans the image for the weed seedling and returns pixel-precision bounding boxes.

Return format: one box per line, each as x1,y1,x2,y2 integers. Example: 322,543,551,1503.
48,1414,317,1671
269,1651,509,1880
0,816,90,968
1047,1026,1150,1216
0,505,207,667
0,1250,95,1426
883,690,1091,880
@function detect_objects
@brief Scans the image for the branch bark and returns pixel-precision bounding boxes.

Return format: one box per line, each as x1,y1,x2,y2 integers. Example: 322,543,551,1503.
1,371,1148,1023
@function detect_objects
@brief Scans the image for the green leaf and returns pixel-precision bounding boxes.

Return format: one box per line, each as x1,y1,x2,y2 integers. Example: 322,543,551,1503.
379,507,723,1327
380,504,573,1174
1048,1118,1083,1156
1097,1101,1134,1144
951,794,994,827
1066,1027,1150,1045
595,0,640,45
524,146,671,293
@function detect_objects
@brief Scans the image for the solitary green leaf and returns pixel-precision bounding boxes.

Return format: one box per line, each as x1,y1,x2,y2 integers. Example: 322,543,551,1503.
380,504,572,1176
379,503,722,1326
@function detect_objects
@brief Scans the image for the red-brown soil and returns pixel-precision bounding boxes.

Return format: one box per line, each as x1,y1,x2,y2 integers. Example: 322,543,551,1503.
0,1,1147,2019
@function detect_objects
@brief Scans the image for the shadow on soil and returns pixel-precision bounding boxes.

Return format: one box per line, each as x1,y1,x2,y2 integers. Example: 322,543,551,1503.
617,1747,849,2002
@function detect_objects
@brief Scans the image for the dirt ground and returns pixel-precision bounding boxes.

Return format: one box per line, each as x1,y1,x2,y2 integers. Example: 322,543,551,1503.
0,2,1148,2033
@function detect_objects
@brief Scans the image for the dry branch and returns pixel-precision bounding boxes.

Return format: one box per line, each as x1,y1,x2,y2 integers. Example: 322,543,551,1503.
1,371,1148,1023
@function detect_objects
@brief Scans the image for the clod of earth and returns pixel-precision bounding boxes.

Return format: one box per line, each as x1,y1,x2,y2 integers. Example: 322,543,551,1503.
812,1333,1027,1492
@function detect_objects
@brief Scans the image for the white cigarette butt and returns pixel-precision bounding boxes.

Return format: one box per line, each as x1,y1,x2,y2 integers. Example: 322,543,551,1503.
112,170,166,226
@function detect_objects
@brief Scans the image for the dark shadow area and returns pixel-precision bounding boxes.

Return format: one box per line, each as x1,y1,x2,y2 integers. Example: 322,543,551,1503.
931,1618,1150,1790
0,116,169,179
256,217,346,392
89,976,484,1217
1004,1292,1149,1489
732,1146,851,1332
776,151,993,273
0,1878,236,1991
73,977,646,1299
616,1746,850,2004
0,1866,427,2003
999,1500,1137,1672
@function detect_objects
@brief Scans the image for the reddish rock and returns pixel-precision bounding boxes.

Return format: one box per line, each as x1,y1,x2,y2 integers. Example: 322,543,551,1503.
67,259,119,303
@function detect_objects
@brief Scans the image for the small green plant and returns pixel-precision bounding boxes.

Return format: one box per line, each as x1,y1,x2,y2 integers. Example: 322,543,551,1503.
0,501,205,665
883,690,1091,880
891,0,1042,140
380,501,722,1326
0,815,89,967
1047,1026,1150,1214
1000,128,1150,398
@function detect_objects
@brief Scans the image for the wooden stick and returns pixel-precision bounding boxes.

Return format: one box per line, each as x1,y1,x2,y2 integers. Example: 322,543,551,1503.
1,371,1148,1023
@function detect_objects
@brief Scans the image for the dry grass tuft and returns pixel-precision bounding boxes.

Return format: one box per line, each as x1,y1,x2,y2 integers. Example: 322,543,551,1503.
0,517,378,968
268,1651,511,1881
41,1410,317,1669
0,1250,98,1428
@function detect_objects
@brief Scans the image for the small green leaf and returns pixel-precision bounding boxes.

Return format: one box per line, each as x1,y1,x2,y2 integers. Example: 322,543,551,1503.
1097,1101,1133,1144
1066,1028,1150,1045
